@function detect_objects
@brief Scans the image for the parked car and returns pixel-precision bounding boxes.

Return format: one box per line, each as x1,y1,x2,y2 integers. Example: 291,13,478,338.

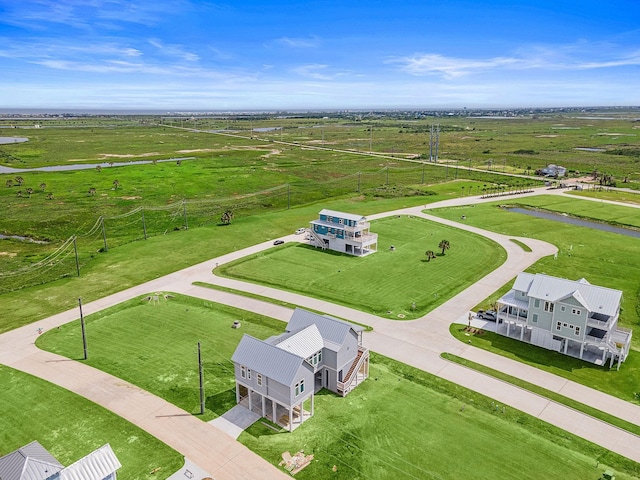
273,239,285,245
477,309,497,321
295,228,306,235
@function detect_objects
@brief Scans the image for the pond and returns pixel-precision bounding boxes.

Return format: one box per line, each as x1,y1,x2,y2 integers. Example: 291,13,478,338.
506,207,640,239
0,156,195,174
0,137,28,145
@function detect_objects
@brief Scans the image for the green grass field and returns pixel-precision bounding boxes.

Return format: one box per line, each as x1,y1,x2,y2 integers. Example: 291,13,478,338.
0,365,183,480
36,294,286,421
34,294,640,479
217,215,506,319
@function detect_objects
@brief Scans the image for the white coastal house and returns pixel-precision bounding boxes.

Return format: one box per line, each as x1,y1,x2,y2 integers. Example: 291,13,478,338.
231,308,369,431
496,273,632,368
307,209,377,256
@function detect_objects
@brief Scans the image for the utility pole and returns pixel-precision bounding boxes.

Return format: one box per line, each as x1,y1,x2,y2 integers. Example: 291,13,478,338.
141,209,147,240
198,342,205,415
369,125,373,153
386,166,389,185
73,236,80,277
421,162,425,184
79,298,88,360
429,124,433,162
183,200,188,230
357,171,361,193
435,124,440,163
287,184,291,210
100,217,108,252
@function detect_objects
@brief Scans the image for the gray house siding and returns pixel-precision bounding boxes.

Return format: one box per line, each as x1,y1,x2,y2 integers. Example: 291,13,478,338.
287,364,315,406
335,331,359,377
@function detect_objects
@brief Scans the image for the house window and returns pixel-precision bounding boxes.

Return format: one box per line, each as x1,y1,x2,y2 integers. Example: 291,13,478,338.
532,314,538,323
240,366,246,379
247,369,251,380
563,323,567,328
295,380,305,396
544,301,554,313
257,374,263,386
560,306,566,312
327,216,333,223
575,326,580,336
308,350,322,365
572,308,581,315
339,218,343,224
556,321,561,331
534,299,540,308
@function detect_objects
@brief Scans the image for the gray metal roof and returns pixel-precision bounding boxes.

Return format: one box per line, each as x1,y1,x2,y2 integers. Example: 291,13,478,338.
287,308,363,347
0,441,63,480
514,273,621,317
318,209,367,222
232,334,307,386
497,290,529,310
273,324,323,359
57,444,121,480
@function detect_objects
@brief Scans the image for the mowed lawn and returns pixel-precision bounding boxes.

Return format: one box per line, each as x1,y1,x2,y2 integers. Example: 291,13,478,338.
35,296,639,479
0,365,183,480
37,294,286,421
217,215,506,319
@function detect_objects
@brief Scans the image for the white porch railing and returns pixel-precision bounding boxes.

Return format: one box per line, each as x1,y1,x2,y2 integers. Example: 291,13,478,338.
308,229,327,249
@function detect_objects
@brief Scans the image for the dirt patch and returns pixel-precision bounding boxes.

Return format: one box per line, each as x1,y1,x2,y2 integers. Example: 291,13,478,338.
0,252,17,257
121,196,142,200
536,135,559,138
175,148,219,153
97,152,161,159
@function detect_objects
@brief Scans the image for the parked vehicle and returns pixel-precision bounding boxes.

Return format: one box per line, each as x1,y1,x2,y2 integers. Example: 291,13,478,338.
295,228,306,235
477,310,497,321
273,239,285,245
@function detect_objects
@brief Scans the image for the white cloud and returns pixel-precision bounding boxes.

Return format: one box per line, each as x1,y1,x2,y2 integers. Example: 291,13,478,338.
270,36,320,48
148,39,199,62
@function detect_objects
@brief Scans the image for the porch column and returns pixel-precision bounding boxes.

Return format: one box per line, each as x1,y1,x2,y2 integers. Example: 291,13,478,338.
579,342,585,359
311,394,314,416
289,407,293,432
601,349,607,363
272,400,277,423
248,389,252,412
261,395,266,417
506,322,510,336
235,383,240,403
563,339,568,354
520,325,525,341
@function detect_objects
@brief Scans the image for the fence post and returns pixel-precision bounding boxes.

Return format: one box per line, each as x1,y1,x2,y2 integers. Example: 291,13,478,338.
73,236,80,277
100,217,108,252
183,200,188,230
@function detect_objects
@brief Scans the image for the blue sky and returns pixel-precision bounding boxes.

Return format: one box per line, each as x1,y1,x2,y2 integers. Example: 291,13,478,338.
0,0,639,110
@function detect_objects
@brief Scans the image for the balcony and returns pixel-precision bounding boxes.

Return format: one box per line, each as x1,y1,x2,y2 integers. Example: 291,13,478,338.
587,314,612,330
345,233,378,244
498,312,528,325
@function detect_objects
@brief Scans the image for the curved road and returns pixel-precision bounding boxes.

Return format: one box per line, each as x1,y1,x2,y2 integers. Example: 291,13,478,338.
1,187,639,479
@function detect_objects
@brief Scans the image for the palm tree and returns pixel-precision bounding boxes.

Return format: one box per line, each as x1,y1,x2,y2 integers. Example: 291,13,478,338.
425,250,436,262
14,176,24,186
47,192,54,200
39,182,46,191
438,239,450,256
96,165,102,172
112,180,120,190
16,190,23,197
6,179,13,188
26,187,33,197
88,187,97,196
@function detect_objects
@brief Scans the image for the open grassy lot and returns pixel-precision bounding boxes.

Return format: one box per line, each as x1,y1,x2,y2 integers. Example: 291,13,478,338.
37,293,286,421
568,189,640,206
0,186,479,332
240,352,639,480
217,215,506,319
35,295,640,479
0,365,183,480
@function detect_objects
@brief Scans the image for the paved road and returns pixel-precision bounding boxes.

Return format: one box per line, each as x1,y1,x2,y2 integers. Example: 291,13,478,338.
2,187,640,478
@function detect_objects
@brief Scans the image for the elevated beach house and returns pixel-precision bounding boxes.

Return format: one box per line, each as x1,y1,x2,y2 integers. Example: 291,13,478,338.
231,308,369,431
496,273,632,368
0,441,121,480
308,209,377,256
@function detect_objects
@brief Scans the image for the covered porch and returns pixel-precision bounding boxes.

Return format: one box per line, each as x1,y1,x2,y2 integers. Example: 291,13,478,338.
236,383,314,432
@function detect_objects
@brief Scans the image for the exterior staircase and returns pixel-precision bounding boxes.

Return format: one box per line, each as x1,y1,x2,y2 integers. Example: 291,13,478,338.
308,229,327,250
337,346,369,396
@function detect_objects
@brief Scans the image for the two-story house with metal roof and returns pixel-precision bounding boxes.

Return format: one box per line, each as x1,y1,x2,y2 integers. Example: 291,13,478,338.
231,308,369,432
308,209,377,256
496,273,632,368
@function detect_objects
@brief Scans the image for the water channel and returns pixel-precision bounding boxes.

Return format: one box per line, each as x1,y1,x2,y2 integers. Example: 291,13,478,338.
506,207,640,239
0,156,195,174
